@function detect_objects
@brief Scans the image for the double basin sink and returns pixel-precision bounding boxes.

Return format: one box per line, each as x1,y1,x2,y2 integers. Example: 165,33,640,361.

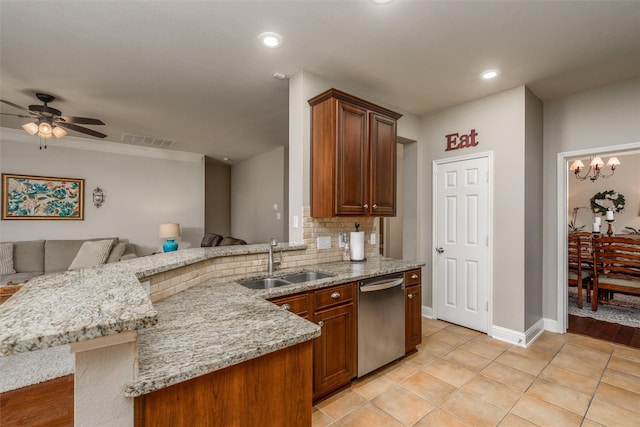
239,271,333,290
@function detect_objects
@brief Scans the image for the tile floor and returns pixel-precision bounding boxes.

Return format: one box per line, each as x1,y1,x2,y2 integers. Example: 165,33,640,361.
312,318,640,426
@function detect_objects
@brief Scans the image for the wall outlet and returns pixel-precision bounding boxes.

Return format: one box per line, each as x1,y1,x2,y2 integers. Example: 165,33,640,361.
273,204,278,211
317,236,331,250
293,216,299,228
370,233,377,245
276,212,281,220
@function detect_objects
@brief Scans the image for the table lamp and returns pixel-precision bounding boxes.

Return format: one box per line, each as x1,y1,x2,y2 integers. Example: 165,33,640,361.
159,223,181,252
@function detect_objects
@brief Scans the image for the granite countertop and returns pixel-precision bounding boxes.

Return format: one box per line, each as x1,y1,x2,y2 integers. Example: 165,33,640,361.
0,243,305,356
125,257,423,397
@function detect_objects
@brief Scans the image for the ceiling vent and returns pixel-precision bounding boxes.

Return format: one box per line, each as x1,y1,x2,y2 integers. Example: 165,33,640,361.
121,133,175,148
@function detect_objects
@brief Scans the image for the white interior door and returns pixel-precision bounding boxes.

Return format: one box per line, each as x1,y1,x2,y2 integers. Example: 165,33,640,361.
434,156,490,332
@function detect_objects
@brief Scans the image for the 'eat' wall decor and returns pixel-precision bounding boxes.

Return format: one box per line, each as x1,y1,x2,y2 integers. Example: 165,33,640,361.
445,129,479,151
1,173,84,220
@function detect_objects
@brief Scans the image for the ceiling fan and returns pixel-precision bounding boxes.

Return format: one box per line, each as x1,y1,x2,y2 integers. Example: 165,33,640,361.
0,92,107,139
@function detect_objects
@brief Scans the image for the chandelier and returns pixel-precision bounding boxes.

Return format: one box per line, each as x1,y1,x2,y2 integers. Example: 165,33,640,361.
569,156,620,181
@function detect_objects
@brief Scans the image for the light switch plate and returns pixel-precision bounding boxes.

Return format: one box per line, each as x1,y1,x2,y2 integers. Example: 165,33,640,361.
317,236,331,250
370,233,377,245
293,216,299,228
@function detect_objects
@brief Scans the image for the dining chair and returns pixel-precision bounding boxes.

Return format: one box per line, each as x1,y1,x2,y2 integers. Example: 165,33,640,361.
568,232,593,309
591,236,640,311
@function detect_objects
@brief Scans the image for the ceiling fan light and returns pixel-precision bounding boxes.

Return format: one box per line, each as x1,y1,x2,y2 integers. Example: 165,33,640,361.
38,121,53,136
52,126,67,139
22,122,39,135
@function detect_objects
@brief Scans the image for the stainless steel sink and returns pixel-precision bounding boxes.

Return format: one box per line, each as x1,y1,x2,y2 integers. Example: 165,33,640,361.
239,277,292,290
281,271,333,283
238,271,334,289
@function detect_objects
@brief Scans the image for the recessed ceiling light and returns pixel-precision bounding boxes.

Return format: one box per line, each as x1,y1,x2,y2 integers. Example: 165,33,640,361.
371,0,394,4
258,32,283,48
481,69,500,80
272,72,287,80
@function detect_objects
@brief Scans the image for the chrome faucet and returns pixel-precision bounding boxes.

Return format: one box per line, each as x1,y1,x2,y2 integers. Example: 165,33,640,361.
268,237,282,274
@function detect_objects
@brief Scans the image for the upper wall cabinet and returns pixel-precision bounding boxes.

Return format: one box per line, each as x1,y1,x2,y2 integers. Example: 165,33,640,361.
308,89,402,218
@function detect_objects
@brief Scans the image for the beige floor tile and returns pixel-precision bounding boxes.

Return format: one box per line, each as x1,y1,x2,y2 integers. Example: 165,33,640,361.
422,324,446,337
462,374,523,410
460,339,508,360
400,371,457,404
586,398,640,427
607,355,640,377
541,331,572,344
443,324,481,338
371,384,434,426
560,343,611,365
412,408,468,427
510,395,582,427
420,337,455,357
429,329,475,347
313,407,335,427
316,389,367,421
497,413,538,426
526,377,591,416
423,359,476,388
472,333,512,349
403,349,439,368
440,389,508,426
480,362,535,391
443,347,492,372
539,364,599,396
569,335,615,354
381,360,420,383
422,318,450,330
351,373,395,401
581,419,607,427
530,333,568,351
594,382,640,414
550,351,607,379
601,367,640,394
612,344,640,364
507,342,558,362
335,402,403,427
494,350,549,376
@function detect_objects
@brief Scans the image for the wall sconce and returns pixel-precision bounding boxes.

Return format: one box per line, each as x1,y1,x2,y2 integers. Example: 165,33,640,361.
92,187,105,208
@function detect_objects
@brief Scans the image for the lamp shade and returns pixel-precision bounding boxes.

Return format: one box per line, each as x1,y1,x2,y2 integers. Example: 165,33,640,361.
590,156,604,168
159,223,181,239
22,122,39,135
52,126,67,139
569,159,584,171
606,157,620,167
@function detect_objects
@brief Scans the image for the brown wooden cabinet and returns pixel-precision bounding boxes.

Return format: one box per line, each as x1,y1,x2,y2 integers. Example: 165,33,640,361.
269,291,311,319
404,269,422,353
309,88,402,217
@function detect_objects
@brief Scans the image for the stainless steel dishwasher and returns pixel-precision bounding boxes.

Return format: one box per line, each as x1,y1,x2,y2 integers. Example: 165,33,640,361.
357,272,405,377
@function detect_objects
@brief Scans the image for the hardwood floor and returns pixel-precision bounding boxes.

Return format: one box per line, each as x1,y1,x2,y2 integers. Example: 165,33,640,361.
568,313,640,348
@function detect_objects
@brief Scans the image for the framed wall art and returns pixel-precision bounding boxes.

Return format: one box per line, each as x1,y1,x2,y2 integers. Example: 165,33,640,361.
1,174,84,220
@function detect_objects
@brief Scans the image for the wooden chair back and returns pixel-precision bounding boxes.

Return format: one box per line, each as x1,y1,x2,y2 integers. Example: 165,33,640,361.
568,232,592,308
592,236,640,311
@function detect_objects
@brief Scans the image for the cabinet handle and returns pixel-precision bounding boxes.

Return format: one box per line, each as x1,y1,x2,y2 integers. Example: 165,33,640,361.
318,321,324,327
331,292,341,299
411,274,419,279
408,294,413,299
281,303,290,311
363,204,369,210
373,204,377,210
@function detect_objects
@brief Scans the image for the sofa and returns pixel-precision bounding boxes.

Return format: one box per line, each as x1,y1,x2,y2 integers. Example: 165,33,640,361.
0,237,137,287
200,233,247,247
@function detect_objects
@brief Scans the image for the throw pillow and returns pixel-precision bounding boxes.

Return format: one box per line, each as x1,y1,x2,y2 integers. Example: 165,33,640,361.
0,242,16,275
106,242,127,263
69,240,114,270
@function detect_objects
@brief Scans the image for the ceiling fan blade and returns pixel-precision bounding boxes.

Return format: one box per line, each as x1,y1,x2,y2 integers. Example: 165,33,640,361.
60,116,105,125
1,99,31,112
57,122,107,139
0,112,31,118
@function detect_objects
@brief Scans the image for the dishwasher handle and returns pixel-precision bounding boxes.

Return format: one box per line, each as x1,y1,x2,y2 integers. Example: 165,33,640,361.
360,278,404,293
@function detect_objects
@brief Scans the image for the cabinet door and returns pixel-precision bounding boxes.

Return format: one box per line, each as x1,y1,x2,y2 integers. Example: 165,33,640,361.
370,113,397,217
336,101,369,215
313,303,356,399
405,283,422,353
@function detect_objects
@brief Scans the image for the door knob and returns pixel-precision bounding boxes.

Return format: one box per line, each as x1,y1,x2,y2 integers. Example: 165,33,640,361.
436,247,444,254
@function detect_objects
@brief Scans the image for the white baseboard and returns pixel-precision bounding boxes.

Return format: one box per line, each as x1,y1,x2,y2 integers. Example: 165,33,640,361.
543,317,563,334
491,318,545,347
422,305,433,319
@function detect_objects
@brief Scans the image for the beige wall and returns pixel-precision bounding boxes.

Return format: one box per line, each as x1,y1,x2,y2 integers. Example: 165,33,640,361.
0,131,205,254
204,156,231,237
230,146,286,244
420,86,530,332
543,77,640,322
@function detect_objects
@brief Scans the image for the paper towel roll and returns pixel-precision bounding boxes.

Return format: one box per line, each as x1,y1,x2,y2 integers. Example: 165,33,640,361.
350,231,365,261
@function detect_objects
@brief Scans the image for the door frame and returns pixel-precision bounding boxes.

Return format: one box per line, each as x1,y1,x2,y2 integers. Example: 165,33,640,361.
556,141,640,332
432,151,494,334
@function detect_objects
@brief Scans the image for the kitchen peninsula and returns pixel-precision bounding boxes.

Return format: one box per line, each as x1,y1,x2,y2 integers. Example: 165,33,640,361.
0,243,423,426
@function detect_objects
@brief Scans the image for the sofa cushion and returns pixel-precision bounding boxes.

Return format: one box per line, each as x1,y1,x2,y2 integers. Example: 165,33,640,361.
69,240,114,270
219,236,247,246
107,242,127,263
11,240,45,273
201,233,223,247
0,243,16,275
44,237,118,273
1,272,42,287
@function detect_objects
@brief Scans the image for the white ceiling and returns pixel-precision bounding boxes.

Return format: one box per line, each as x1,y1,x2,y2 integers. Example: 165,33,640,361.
1,1,639,162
